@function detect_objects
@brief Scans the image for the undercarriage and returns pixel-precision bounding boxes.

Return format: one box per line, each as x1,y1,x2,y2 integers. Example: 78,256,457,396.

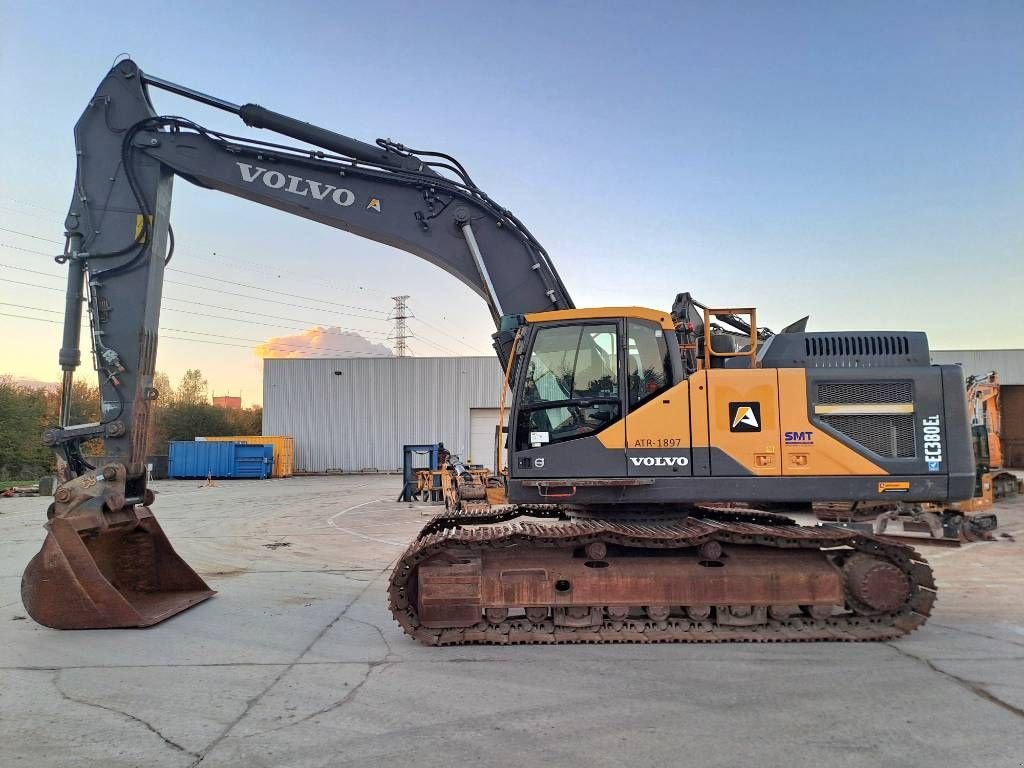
388,506,935,645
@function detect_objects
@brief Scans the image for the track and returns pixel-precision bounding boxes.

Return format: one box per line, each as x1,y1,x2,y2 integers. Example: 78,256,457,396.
388,505,935,646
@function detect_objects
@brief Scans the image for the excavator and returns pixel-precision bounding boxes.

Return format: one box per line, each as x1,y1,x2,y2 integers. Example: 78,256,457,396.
22,58,975,644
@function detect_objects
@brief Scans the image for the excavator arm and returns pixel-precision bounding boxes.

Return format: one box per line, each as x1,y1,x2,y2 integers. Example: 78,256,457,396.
23,58,571,629
54,58,572,478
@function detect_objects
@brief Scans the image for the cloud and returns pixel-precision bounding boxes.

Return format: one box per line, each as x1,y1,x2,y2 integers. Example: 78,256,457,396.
254,326,393,359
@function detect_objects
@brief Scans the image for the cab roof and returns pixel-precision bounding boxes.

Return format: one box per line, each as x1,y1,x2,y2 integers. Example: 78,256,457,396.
523,307,675,331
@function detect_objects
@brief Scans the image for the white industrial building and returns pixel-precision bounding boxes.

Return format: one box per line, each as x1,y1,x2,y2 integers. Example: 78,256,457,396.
263,357,505,473
263,349,1024,474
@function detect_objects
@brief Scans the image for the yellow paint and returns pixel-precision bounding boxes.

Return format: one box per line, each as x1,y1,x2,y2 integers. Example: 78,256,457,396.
597,381,692,451
814,403,915,415
199,435,294,477
624,381,690,450
777,369,887,476
878,481,911,492
689,371,710,448
134,214,153,243
525,307,674,331
705,369,781,476
596,418,625,450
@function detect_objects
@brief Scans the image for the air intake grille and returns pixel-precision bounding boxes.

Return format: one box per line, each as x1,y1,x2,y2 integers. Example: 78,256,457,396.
820,414,916,458
805,335,911,358
817,381,913,404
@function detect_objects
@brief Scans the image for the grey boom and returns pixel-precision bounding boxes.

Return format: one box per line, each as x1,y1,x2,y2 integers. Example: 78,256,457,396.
53,58,571,483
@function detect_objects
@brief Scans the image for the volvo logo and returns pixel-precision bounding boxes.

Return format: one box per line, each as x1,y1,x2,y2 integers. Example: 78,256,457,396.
236,163,355,206
629,456,689,467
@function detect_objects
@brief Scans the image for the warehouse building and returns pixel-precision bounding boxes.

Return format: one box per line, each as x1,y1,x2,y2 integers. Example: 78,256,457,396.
263,357,504,473
264,350,1024,474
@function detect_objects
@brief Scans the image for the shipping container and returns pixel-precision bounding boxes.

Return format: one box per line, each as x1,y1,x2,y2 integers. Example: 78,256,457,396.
168,441,273,479
197,436,294,477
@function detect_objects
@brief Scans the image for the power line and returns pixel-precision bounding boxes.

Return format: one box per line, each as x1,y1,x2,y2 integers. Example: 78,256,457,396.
409,315,484,354
2,270,464,356
0,227,62,244
0,311,60,324
0,196,64,213
0,297,382,339
0,204,56,222
3,277,63,293
409,332,460,356
1,238,481,354
0,262,394,339
0,301,60,314
0,257,391,331
0,220,502,355
0,240,389,322
3,227,390,317
166,266,388,316
159,278,390,323
0,309,393,357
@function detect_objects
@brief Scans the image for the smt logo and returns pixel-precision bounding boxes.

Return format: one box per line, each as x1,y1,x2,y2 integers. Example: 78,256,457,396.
236,163,356,206
729,402,761,432
785,430,814,445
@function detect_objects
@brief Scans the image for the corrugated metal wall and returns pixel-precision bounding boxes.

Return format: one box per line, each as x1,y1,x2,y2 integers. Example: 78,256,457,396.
263,357,505,473
931,350,1024,385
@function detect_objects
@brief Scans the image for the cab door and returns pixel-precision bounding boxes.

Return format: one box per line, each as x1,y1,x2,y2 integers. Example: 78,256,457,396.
510,321,628,478
623,319,693,477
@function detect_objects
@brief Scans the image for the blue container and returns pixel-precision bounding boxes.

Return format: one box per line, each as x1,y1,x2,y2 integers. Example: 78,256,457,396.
167,441,273,479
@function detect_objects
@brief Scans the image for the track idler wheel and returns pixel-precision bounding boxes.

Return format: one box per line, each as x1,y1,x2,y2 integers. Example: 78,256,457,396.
843,553,911,613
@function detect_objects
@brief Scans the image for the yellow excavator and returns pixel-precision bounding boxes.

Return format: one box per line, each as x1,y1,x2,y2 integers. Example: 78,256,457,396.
23,59,973,643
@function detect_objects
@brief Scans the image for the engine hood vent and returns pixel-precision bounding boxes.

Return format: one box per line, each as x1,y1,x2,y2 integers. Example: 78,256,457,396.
755,331,931,369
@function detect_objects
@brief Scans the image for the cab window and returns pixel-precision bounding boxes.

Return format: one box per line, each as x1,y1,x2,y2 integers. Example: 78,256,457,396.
518,323,620,449
626,319,671,407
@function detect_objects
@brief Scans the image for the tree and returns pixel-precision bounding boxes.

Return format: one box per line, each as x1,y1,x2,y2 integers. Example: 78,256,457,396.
0,377,52,480
146,369,264,452
174,369,208,406
0,370,263,476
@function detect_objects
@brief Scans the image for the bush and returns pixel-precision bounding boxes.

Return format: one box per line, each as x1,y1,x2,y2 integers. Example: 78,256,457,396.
0,370,261,478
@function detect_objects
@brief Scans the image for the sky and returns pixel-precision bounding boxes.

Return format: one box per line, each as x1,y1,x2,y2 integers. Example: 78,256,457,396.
1,0,1021,405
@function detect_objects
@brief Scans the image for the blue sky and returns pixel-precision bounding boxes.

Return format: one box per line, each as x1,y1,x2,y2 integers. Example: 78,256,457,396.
1,1,1021,401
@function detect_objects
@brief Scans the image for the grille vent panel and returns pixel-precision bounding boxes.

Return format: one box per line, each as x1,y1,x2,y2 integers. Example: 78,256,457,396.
820,414,916,458
817,381,913,405
805,335,910,358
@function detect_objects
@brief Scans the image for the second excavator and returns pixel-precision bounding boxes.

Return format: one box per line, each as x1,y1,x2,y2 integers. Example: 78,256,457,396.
23,59,974,644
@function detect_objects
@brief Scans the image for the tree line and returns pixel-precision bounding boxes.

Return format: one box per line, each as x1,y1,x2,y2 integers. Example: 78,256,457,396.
0,369,261,481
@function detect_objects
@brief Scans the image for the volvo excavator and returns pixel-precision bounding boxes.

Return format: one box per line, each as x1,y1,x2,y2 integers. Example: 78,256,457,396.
22,59,974,644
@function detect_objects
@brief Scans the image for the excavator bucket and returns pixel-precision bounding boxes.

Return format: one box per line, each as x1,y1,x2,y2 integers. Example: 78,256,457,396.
21,508,214,629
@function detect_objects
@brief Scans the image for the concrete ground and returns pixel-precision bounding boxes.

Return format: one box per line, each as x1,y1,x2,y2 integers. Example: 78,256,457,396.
1,476,1022,768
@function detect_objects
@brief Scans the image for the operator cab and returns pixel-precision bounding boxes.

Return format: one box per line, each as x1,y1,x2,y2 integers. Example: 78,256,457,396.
505,307,683,483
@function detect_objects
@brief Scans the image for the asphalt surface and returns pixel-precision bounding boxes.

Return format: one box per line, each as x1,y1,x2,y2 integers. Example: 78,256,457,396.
2,475,1022,768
